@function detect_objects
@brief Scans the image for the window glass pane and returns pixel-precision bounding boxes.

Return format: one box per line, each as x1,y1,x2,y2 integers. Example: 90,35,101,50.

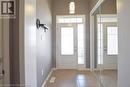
61,27,74,55
57,17,83,23
76,18,83,23
58,19,64,23
97,24,103,64
107,27,118,55
78,24,85,64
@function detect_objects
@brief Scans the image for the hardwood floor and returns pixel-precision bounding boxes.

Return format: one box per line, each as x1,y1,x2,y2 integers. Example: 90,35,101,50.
45,69,100,87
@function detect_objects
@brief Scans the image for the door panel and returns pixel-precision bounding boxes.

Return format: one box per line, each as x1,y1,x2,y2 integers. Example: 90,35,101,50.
57,24,77,69
56,15,86,69
103,23,118,69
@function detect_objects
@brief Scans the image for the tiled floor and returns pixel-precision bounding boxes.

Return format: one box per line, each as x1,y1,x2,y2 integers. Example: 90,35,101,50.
45,69,100,87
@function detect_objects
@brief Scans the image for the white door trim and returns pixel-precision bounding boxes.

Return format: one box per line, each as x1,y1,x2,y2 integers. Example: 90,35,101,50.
56,15,86,69
90,0,105,71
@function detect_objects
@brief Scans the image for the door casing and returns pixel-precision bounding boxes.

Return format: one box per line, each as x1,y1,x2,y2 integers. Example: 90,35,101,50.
56,15,86,69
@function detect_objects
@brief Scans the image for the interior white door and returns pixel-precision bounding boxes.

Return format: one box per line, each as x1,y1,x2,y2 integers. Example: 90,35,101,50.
0,19,3,86
56,24,78,69
103,23,118,69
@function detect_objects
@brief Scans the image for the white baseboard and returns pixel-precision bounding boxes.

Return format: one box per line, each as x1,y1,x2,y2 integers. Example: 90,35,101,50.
41,68,54,87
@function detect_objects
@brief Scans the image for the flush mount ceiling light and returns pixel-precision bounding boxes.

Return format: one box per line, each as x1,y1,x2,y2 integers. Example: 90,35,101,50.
69,1,75,14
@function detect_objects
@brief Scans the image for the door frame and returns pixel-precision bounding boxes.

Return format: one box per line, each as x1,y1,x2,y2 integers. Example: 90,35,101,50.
56,15,86,69
90,0,106,71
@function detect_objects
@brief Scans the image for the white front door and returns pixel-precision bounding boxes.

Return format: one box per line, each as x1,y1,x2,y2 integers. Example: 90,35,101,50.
56,24,78,69
103,23,118,69
56,15,86,69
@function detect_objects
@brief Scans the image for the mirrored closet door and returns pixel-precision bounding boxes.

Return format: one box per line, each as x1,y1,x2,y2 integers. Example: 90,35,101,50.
91,0,118,87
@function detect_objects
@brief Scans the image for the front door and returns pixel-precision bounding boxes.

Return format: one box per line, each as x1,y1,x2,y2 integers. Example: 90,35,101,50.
57,24,77,69
56,15,86,69
103,23,118,69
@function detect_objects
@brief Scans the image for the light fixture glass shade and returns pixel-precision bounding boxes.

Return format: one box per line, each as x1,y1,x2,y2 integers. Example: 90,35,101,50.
69,2,75,14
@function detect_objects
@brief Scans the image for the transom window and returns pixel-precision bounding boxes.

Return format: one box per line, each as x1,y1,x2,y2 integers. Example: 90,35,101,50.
56,15,85,23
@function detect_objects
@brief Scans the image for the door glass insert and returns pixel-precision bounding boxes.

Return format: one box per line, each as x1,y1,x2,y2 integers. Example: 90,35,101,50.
61,27,74,55
97,23,103,64
57,16,84,24
78,24,85,64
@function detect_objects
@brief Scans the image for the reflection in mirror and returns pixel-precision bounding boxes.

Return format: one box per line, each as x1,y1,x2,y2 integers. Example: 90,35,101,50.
92,0,118,87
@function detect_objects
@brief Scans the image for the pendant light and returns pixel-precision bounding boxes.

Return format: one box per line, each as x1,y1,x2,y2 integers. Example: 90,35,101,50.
69,0,75,14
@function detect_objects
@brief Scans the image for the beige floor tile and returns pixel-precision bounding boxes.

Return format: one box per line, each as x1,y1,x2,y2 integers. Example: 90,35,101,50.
45,69,100,87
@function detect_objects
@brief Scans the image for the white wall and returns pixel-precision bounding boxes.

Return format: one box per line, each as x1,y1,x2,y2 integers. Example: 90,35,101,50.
36,0,52,86
19,0,37,86
117,0,130,87
19,0,53,86
24,0,37,86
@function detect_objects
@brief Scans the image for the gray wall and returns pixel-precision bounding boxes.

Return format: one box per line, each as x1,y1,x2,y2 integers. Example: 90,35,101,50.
9,0,20,85
117,0,130,87
101,0,117,14
89,0,99,10
36,0,52,87
89,0,117,13
52,0,90,68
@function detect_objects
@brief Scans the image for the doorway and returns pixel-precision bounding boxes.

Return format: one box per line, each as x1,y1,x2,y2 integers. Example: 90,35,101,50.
97,15,118,69
56,15,86,69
